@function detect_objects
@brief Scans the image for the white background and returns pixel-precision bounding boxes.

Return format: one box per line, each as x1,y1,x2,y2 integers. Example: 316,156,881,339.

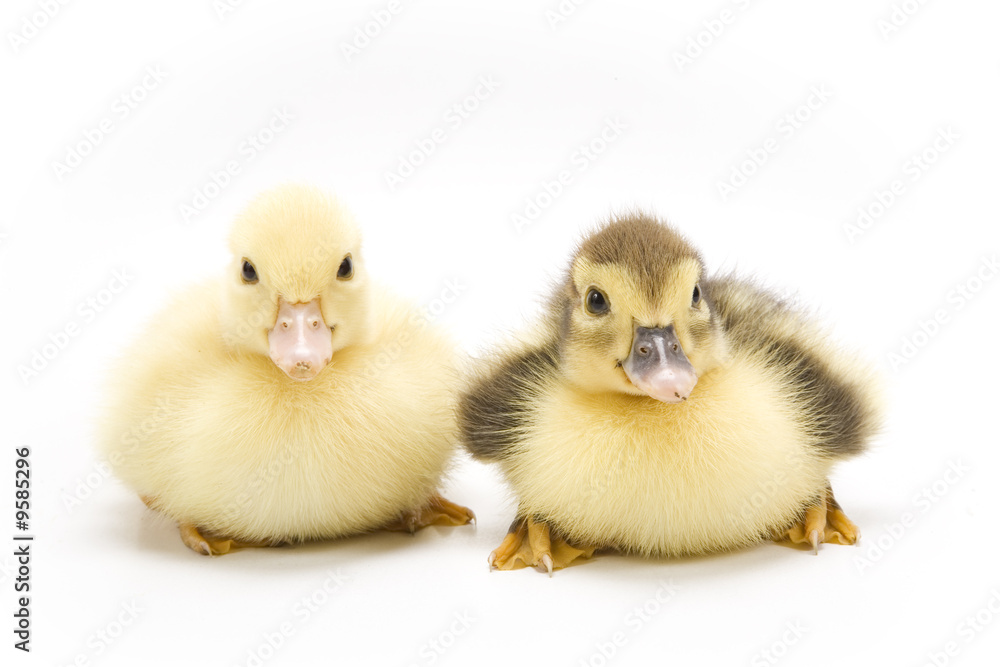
3,1,999,665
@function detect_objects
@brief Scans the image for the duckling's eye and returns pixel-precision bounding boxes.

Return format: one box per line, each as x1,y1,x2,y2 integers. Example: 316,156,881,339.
692,283,702,307
585,288,610,316
241,259,258,284
337,255,353,281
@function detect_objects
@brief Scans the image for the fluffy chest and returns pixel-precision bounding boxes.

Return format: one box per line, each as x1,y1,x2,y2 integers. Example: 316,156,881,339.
503,363,830,555
161,360,453,539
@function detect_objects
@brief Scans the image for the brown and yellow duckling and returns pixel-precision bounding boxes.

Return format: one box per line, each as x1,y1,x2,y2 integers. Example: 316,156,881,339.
460,212,881,573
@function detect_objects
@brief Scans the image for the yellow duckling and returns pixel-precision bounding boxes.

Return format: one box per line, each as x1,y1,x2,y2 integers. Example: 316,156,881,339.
100,184,473,555
460,212,881,573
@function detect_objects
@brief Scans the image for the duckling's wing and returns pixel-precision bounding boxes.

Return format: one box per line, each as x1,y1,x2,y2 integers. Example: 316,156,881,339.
459,342,558,461
705,277,881,459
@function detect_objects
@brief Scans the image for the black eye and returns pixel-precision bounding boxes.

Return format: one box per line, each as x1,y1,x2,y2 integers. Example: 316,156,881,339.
692,283,701,307
241,259,258,284
585,287,610,315
337,255,353,280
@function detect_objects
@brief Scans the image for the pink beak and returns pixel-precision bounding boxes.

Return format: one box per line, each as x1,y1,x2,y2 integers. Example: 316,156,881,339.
267,298,333,381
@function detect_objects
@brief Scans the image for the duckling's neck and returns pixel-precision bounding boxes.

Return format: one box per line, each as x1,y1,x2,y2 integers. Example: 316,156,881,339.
560,365,726,423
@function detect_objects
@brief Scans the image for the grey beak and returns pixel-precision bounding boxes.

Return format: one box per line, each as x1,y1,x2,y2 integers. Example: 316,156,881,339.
623,325,698,403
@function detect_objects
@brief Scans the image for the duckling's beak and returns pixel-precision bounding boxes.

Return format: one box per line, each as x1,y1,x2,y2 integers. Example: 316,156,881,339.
623,325,698,403
268,297,333,381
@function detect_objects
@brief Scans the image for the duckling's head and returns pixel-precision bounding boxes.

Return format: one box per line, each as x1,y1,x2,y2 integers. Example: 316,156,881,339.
555,213,725,403
222,184,370,381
